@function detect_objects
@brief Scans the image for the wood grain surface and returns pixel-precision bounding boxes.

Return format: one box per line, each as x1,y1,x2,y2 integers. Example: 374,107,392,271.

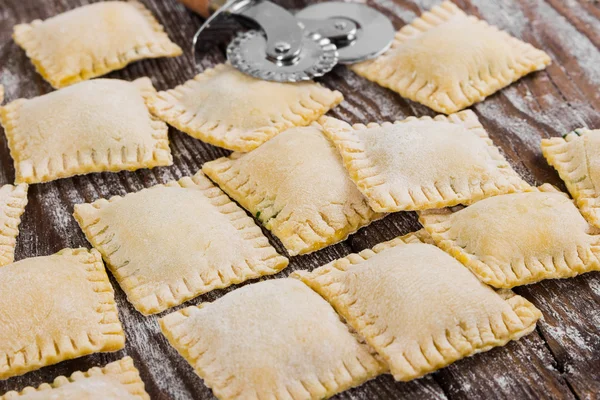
0,0,599,399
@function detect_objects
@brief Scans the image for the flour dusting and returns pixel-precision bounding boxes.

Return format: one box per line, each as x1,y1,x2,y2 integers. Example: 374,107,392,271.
476,95,543,150
533,1,600,91
544,323,595,361
561,0,600,38
40,186,74,228
0,69,22,102
472,0,529,37
494,375,513,390
588,277,600,297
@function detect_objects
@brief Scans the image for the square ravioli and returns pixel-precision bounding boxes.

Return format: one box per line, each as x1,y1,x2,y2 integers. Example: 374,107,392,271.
0,183,28,267
351,1,551,114
0,357,149,400
542,129,600,229
320,110,530,212
293,231,541,381
0,78,172,184
146,63,343,152
159,278,386,400
0,248,125,380
74,172,288,315
419,184,600,288
203,124,382,256
13,1,182,88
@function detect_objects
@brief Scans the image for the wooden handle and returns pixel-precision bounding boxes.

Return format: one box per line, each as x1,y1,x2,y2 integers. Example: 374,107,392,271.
179,0,211,18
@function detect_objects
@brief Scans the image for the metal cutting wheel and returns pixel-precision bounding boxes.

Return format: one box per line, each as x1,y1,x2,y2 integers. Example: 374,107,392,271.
192,0,395,82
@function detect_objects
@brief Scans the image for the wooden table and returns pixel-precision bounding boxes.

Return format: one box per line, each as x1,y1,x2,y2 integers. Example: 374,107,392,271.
1,0,599,399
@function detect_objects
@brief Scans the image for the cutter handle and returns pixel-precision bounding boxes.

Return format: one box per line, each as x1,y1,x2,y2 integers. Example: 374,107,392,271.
178,0,213,18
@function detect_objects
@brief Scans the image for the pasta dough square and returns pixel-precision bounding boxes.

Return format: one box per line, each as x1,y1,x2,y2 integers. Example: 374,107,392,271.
0,78,172,184
159,278,386,400
420,184,600,288
0,183,28,267
542,129,600,229
146,63,343,152
13,1,182,88
0,248,125,380
320,110,530,212
0,356,149,400
74,172,289,315
351,1,551,114
293,231,541,381
203,124,382,256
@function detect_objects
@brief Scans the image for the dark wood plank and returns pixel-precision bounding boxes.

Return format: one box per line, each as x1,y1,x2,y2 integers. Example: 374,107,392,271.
517,278,600,399
0,0,599,399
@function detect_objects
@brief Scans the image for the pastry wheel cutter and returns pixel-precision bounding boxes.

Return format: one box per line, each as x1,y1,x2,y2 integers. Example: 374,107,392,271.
188,0,395,82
